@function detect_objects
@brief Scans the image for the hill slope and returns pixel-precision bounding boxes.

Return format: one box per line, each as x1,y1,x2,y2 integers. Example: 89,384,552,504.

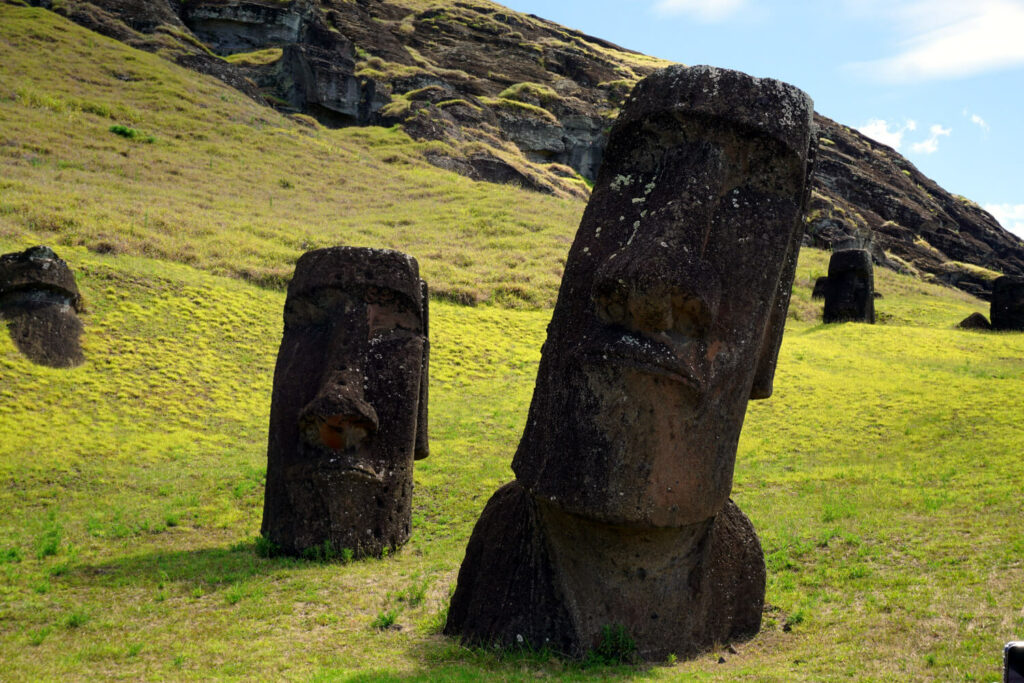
0,4,584,307
1,236,1022,681
16,0,1024,298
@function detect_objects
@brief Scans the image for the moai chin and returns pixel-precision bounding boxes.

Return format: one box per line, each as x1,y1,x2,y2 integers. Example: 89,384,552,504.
0,246,84,368
444,65,817,661
991,275,1024,331
823,249,875,324
261,247,429,558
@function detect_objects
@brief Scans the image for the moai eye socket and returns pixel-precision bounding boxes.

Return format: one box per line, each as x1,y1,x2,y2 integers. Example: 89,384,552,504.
284,289,354,327
367,289,422,341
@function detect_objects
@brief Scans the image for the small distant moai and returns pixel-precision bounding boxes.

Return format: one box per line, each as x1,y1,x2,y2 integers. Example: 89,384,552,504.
0,246,84,368
990,275,1024,331
811,276,828,299
823,249,875,323
957,312,992,330
444,65,817,661
261,247,430,558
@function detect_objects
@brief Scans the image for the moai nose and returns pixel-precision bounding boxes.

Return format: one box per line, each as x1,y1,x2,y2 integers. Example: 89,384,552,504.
299,371,379,451
591,243,721,339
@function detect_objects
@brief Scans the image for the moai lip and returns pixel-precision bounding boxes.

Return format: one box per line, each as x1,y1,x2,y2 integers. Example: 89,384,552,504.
823,249,875,324
0,246,84,368
261,247,429,558
445,64,817,661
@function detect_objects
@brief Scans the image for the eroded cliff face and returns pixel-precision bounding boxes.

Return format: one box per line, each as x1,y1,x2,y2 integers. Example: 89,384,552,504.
27,0,1024,293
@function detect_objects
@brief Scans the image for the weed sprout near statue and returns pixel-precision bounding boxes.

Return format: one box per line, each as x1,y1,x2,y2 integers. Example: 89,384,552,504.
261,247,429,559
444,65,817,661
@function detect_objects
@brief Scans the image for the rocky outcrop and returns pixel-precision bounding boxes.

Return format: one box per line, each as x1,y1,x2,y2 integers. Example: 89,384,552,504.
182,1,312,54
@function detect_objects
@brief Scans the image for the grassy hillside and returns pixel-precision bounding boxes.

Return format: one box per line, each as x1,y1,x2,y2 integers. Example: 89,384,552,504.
2,235,1021,681
0,5,583,307
2,5,1024,682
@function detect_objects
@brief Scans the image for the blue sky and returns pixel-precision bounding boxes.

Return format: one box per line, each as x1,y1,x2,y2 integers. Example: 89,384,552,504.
499,0,1024,239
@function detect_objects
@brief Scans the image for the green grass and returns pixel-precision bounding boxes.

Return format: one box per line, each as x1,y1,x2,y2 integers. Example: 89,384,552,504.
0,233,1020,680
2,4,1023,681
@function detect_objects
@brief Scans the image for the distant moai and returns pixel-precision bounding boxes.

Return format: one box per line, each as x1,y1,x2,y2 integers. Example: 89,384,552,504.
823,249,875,323
261,247,430,558
812,276,829,300
444,65,817,661
990,275,1024,331
0,246,84,368
957,312,992,330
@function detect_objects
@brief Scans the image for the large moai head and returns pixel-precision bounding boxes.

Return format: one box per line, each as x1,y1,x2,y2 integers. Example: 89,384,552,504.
512,65,816,528
823,248,875,324
261,247,429,558
991,275,1024,331
0,246,84,368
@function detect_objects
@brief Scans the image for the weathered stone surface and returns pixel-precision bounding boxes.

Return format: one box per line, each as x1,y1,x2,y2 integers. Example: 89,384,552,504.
958,312,992,330
261,247,429,558
0,246,84,368
812,276,828,300
991,275,1024,331
271,42,388,126
182,1,312,55
445,65,816,660
823,249,875,324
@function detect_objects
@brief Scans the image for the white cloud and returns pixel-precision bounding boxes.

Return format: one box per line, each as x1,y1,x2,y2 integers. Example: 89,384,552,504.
846,0,1024,83
984,203,1024,239
857,118,917,150
910,124,952,154
652,0,748,22
967,111,991,132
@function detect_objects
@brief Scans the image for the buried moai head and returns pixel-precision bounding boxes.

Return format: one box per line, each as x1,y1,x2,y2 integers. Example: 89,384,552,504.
261,247,429,558
823,248,875,324
0,246,84,368
991,275,1024,331
511,65,817,528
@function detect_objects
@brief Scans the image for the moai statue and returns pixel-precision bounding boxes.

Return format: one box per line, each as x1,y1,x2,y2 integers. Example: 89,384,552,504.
811,276,829,300
444,65,816,661
991,275,1024,331
823,249,875,323
261,247,429,558
0,246,84,368
957,312,992,330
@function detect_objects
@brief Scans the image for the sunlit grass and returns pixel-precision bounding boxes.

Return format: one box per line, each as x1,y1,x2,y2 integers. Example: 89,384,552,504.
0,234,1021,680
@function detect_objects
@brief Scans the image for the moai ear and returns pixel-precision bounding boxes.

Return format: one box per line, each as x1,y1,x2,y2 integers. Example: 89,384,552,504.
414,279,429,460
748,233,797,400
750,131,817,400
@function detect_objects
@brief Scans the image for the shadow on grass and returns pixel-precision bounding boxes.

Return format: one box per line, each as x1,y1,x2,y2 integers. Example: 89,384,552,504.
60,539,347,589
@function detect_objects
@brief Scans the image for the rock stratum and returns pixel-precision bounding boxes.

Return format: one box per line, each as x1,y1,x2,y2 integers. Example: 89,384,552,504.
25,0,1024,297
